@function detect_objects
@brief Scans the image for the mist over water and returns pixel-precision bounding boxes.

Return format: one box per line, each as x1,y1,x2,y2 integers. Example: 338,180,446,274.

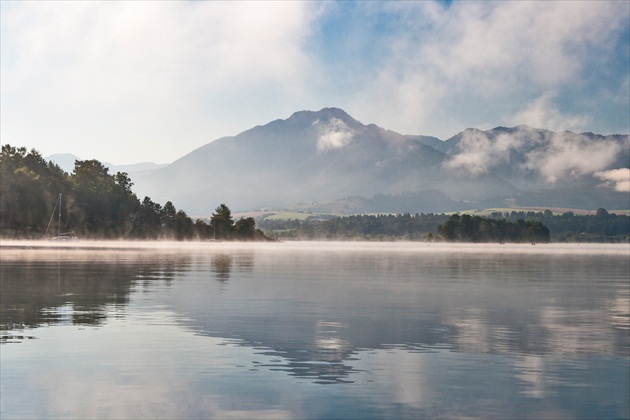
1,241,628,419
2,238,628,253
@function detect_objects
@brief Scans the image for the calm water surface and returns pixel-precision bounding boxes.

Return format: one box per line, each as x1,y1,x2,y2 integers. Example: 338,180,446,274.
1,241,629,419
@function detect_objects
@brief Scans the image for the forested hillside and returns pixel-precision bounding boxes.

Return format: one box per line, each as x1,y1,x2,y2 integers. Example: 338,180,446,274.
0,145,265,240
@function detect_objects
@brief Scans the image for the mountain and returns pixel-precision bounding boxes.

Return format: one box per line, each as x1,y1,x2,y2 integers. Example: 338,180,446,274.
131,108,515,214
128,108,628,215
110,161,169,174
435,125,629,209
45,153,81,174
438,125,629,190
46,153,167,177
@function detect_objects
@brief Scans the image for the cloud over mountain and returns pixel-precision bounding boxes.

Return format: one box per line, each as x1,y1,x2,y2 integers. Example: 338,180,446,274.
443,125,626,184
507,92,592,133
525,133,623,183
314,117,356,153
595,168,630,193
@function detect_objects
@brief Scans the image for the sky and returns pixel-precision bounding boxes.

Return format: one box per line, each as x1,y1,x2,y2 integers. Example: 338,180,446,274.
1,1,629,165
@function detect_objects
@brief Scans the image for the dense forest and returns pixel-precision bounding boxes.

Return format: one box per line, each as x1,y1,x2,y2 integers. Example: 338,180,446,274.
259,210,629,242
0,145,267,240
437,214,549,243
260,213,446,241
487,209,629,242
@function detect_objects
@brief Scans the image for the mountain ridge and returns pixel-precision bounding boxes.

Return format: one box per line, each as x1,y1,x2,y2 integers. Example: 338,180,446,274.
49,108,628,215
132,108,521,213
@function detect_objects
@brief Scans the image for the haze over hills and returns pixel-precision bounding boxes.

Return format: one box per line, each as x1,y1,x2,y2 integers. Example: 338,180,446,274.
130,108,517,214
50,107,629,216
125,108,626,215
45,153,168,177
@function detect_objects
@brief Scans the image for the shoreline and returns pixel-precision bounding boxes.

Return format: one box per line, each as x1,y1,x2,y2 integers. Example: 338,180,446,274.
1,239,628,256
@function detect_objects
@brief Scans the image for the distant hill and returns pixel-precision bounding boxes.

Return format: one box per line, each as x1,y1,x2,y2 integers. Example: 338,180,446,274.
293,190,469,215
45,153,81,174
46,153,167,177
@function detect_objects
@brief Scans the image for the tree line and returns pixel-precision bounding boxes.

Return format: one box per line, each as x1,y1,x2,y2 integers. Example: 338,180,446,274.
259,213,446,241
259,213,549,242
437,214,549,243
0,145,267,240
259,210,628,242
490,209,629,242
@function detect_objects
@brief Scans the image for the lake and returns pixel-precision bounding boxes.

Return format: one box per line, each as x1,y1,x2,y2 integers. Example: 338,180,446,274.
1,241,628,419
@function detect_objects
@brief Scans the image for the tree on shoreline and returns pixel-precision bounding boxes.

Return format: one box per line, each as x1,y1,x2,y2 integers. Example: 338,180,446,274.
210,203,266,241
211,204,234,239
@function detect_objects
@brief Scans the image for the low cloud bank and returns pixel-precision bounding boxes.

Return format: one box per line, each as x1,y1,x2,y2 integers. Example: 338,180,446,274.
594,168,630,192
445,126,624,183
507,92,592,133
313,117,356,153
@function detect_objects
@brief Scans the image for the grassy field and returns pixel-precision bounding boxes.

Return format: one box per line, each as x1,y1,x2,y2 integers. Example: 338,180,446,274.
233,210,337,221
456,207,630,216
452,207,584,216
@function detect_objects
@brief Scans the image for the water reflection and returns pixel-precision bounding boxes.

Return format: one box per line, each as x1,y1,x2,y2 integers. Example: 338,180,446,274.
211,253,232,282
1,242,628,419
0,247,257,339
1,249,191,340
161,247,629,386
1,260,133,332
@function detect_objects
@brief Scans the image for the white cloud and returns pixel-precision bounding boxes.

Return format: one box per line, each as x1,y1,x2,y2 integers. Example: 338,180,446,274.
525,132,622,182
507,92,592,132
594,168,630,192
313,117,355,153
1,1,627,164
444,126,547,175
443,129,523,176
429,1,625,88
347,1,629,138
444,126,622,182
0,2,319,163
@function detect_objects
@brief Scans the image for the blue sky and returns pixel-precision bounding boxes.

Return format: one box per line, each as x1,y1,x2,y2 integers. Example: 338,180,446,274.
1,1,628,164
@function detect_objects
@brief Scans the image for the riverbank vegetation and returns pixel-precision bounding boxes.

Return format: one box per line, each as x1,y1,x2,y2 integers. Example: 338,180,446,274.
0,145,267,241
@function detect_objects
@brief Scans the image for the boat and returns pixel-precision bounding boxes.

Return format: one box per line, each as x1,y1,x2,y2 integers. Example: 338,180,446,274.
45,194,74,240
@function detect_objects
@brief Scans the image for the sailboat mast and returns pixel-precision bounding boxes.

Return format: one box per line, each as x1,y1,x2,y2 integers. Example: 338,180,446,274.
58,193,62,237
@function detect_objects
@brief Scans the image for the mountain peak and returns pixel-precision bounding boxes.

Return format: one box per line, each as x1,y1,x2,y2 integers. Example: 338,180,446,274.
315,107,352,119
288,107,360,126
